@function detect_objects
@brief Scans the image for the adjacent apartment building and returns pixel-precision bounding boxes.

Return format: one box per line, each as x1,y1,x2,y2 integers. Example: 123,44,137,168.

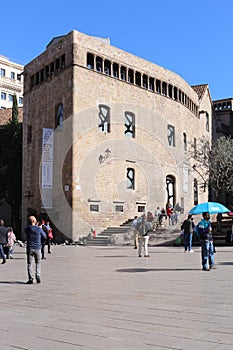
22,30,212,241
0,55,24,110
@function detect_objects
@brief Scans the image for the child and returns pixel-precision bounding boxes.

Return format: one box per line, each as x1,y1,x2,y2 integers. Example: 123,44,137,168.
7,227,16,259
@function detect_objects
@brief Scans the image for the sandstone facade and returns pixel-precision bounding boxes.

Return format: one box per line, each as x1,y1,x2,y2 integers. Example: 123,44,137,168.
22,30,212,241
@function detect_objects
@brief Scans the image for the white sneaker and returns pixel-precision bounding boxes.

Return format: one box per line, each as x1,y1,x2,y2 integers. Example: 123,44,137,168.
189,250,194,253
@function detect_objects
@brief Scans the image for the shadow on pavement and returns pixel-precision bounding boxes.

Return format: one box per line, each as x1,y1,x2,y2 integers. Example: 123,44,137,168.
116,267,200,273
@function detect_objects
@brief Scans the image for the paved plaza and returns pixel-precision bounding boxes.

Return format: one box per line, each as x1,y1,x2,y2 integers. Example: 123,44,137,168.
1,243,233,350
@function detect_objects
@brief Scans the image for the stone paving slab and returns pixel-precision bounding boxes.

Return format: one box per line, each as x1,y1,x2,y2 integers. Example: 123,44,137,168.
0,244,233,349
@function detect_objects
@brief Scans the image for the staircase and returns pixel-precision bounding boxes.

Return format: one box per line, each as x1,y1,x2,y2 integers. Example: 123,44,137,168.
85,216,185,247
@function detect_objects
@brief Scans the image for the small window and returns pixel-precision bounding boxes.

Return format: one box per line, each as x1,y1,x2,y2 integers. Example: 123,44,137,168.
96,57,103,72
138,206,145,213
50,62,55,74
8,94,13,102
115,205,123,212
17,73,22,81
128,69,134,84
183,133,187,152
98,104,110,133
135,72,141,86
162,82,167,96
127,168,135,190
11,72,15,80
19,97,23,104
30,75,35,88
1,92,6,100
167,124,175,147
104,60,111,75
174,87,178,100
45,65,50,79
168,84,173,98
61,54,65,69
149,77,155,91
113,63,119,78
120,66,126,80
0,69,5,76
55,58,60,72
156,79,161,93
36,72,40,85
40,69,44,82
90,204,99,212
206,113,209,132
124,111,135,138
55,103,63,130
142,75,148,89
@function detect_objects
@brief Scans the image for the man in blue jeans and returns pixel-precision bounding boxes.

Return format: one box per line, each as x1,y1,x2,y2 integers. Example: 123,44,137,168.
181,214,195,253
197,212,216,271
25,216,47,284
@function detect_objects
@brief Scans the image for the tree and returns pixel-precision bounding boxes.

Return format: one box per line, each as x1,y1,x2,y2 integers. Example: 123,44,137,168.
190,136,233,201
0,102,22,235
209,137,233,198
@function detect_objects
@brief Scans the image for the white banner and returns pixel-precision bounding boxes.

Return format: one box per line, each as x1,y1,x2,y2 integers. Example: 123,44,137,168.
42,128,53,189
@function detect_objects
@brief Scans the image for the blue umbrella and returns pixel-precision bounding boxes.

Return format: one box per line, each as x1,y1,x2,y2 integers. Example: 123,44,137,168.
189,202,230,215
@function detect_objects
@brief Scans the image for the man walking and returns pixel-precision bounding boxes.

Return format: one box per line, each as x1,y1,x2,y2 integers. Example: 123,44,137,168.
0,219,8,264
197,212,216,271
181,214,195,253
137,215,151,257
25,216,47,284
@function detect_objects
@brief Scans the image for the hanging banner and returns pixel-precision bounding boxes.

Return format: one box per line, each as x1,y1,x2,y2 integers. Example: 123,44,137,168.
41,128,53,208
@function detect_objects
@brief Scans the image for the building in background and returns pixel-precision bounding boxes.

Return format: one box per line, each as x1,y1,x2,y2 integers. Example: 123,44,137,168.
22,30,212,241
0,55,24,110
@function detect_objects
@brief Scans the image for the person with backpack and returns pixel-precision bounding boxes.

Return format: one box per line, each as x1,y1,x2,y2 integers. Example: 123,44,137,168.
181,214,195,253
196,212,216,271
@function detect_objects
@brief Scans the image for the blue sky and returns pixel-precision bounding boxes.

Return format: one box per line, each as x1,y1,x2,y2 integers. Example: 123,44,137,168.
1,0,232,100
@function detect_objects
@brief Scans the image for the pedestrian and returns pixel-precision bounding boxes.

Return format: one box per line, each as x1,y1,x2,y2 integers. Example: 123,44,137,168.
181,214,195,253
25,216,47,284
37,220,49,260
0,219,8,264
136,215,151,257
44,220,53,254
6,227,16,259
197,212,216,271
131,216,139,249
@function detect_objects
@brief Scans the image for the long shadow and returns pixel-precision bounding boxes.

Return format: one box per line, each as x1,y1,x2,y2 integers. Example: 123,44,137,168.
218,262,233,265
0,281,26,284
116,267,200,273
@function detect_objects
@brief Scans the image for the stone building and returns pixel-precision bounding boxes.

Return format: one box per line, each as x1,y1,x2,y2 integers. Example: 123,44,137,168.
0,55,24,109
213,98,233,138
22,30,212,241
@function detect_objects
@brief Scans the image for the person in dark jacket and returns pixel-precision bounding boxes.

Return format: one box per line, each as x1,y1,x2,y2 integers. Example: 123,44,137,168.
25,216,47,284
181,214,195,253
0,219,8,264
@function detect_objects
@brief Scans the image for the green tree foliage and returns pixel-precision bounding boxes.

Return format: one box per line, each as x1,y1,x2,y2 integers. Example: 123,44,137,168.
209,136,233,196
0,108,22,232
190,136,233,199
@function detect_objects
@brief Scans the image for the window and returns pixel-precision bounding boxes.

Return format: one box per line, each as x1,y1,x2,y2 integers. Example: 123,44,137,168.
19,97,23,104
194,178,198,205
142,75,148,89
1,92,6,100
120,66,126,80
90,204,99,212
50,62,55,75
135,72,141,86
149,77,154,91
128,69,134,83
11,72,15,80
104,60,111,75
183,133,187,152
61,54,65,69
113,63,119,78
174,87,178,100
138,206,145,213
115,205,123,212
55,103,63,129
96,57,103,72
168,84,173,98
17,73,22,81
55,58,60,72
98,104,110,133
127,168,135,190
166,175,176,208
45,65,50,79
167,125,175,146
8,94,13,102
0,69,5,76
40,69,44,82
124,111,135,138
156,79,161,93
206,113,209,132
87,53,94,69
162,82,167,96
